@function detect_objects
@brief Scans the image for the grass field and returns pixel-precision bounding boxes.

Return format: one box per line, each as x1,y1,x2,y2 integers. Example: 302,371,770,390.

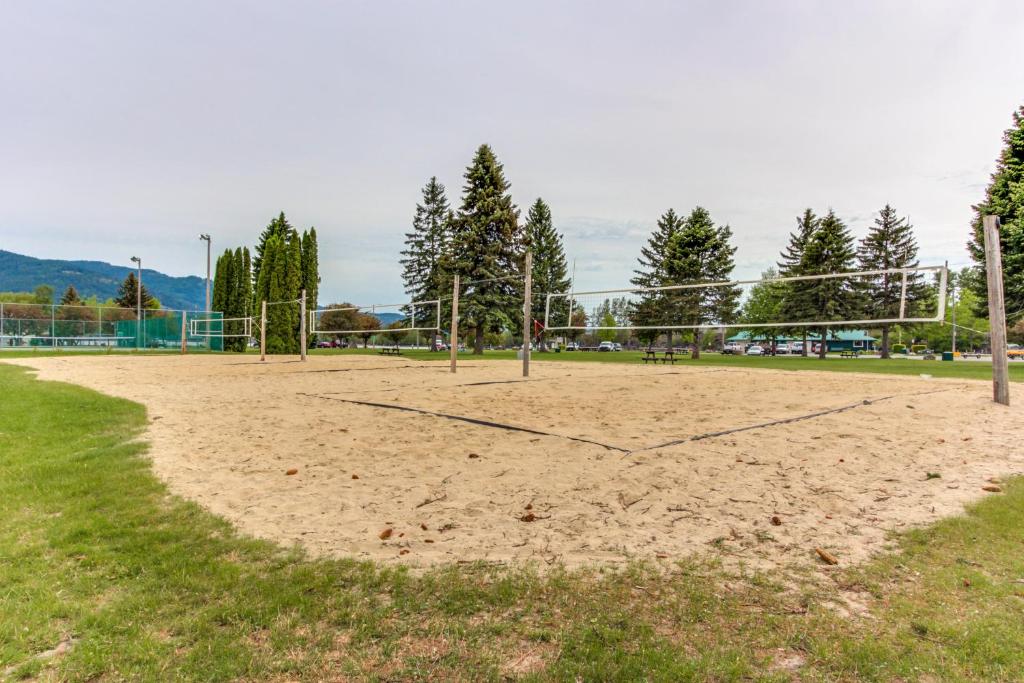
311,346,1024,383
2,361,1023,681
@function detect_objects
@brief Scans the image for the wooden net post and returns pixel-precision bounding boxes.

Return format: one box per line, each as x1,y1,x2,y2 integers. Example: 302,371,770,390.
300,289,307,362
260,300,267,362
983,216,1009,405
523,250,532,377
180,311,187,354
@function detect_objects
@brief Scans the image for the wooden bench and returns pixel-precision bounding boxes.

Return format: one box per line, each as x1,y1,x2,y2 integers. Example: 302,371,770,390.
378,346,401,356
839,350,860,358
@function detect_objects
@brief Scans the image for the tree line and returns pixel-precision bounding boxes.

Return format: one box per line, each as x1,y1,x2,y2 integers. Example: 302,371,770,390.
396,144,938,358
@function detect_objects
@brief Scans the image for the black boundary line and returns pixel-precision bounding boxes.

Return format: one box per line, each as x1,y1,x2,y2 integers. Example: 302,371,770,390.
284,364,434,374
460,370,690,387
298,392,630,452
628,387,955,455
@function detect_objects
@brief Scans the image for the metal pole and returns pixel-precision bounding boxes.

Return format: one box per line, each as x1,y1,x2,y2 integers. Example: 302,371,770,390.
951,277,958,355
260,300,267,362
130,256,142,349
299,289,307,361
0,302,4,347
523,251,532,377
51,304,56,348
983,216,1009,405
199,234,211,337
205,239,210,313
180,311,188,354
449,274,459,373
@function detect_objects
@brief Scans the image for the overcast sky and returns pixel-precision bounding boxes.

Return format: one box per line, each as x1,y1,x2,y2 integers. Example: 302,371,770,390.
2,1,1023,305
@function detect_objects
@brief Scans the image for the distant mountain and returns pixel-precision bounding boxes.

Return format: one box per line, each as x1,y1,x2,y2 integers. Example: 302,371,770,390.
374,312,403,325
0,249,206,310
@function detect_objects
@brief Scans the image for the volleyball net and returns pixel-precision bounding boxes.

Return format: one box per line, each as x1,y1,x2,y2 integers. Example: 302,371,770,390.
544,265,948,333
309,300,441,339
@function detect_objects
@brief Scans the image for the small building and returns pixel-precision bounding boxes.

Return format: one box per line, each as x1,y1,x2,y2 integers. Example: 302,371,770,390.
726,329,877,352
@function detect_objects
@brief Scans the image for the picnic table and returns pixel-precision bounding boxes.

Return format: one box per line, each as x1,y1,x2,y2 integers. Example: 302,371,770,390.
641,349,678,364
378,346,401,356
839,350,860,358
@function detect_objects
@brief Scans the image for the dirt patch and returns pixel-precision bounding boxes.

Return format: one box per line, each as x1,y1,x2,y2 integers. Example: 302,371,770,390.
9,354,1024,570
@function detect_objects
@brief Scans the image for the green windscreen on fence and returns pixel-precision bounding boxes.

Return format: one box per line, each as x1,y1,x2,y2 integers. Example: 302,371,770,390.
115,311,224,350
1,303,227,350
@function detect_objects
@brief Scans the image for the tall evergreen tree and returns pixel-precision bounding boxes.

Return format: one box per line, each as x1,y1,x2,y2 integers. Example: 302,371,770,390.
114,272,156,310
224,247,251,351
263,234,292,354
778,209,819,355
211,250,232,321
662,206,740,359
59,285,81,306
800,210,859,359
253,212,293,284
283,230,303,352
967,105,1024,315
857,204,926,358
631,208,685,347
401,177,452,304
300,228,320,340
446,144,523,354
524,198,571,350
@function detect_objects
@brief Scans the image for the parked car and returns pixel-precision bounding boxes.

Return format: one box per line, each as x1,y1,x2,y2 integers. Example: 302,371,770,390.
746,344,764,356
564,341,579,351
790,341,804,354
775,342,790,355
1008,343,1024,359
722,342,743,355
613,342,622,351
598,341,615,352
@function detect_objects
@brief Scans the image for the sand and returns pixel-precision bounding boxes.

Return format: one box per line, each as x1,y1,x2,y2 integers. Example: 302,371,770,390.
8,353,1023,570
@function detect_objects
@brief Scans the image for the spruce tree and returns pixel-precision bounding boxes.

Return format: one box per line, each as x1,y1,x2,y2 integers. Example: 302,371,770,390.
662,206,740,359
778,209,819,355
59,285,81,306
967,105,1024,315
447,144,523,354
857,204,926,358
800,210,859,359
524,198,571,350
253,212,293,283
401,177,452,304
631,208,685,347
115,272,156,310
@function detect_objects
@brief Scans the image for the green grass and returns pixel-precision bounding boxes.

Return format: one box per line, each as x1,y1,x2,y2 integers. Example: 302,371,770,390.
7,345,1023,383
2,362,1023,680
311,346,1024,383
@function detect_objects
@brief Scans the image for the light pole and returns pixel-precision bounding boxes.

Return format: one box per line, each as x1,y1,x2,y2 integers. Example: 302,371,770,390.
950,277,958,355
130,256,142,348
199,234,211,313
